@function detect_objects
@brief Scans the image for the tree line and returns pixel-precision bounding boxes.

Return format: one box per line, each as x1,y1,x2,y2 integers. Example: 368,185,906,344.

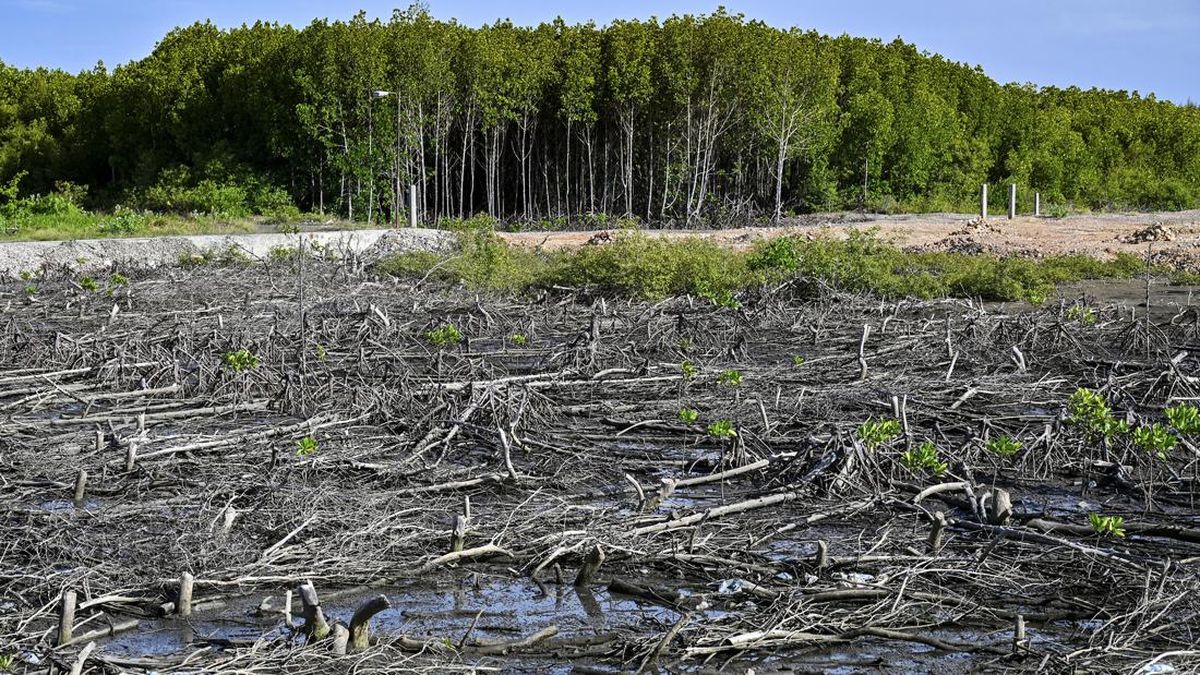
2,7,1198,225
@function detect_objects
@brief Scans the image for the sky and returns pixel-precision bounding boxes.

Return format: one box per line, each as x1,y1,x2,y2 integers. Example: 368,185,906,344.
0,0,1196,103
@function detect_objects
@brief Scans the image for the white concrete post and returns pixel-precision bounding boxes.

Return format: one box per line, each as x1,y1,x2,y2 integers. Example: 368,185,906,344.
409,184,418,228
1034,192,1041,217
981,184,988,220
1009,184,1017,219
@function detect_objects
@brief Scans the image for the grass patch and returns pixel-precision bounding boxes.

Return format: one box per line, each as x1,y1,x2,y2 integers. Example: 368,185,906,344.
378,223,1155,303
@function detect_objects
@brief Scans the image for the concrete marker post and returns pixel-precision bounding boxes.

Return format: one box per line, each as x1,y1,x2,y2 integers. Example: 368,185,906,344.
981,184,988,220
1009,184,1017,219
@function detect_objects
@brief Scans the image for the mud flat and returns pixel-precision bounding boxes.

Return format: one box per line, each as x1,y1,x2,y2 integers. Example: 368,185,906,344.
1,258,1199,672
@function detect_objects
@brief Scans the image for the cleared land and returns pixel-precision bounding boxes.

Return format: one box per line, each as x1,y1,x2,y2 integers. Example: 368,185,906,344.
2,255,1199,672
503,210,1200,263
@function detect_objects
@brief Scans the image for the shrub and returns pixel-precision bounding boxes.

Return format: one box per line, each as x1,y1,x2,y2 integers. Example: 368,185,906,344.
295,436,319,457
1132,424,1176,460
1067,388,1128,440
1165,403,1200,436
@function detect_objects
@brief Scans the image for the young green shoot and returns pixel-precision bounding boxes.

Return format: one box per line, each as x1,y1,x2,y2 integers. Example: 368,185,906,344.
717,369,743,387
1132,423,1176,461
427,323,462,348
901,440,948,476
295,436,318,457
858,418,902,449
678,407,700,424
986,435,1023,458
707,419,737,439
1088,513,1126,538
222,348,260,373
1165,403,1200,436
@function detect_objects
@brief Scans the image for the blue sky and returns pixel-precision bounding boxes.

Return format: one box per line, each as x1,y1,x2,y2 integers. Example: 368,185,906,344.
1,0,1196,103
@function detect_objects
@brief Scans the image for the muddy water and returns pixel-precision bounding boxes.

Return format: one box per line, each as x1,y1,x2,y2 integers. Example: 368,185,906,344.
99,575,677,658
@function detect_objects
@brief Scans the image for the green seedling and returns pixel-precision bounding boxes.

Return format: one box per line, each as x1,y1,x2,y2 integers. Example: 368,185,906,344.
1165,403,1200,436
707,419,737,439
510,333,528,346
1067,388,1128,440
1066,304,1096,325
222,348,260,373
681,360,698,379
79,276,98,292
295,436,318,457
901,441,948,476
717,369,743,387
23,284,37,296
791,355,805,367
427,323,462,347
1088,513,1126,538
858,418,902,449
986,435,1023,458
678,407,699,424
1132,423,1176,460
110,272,129,286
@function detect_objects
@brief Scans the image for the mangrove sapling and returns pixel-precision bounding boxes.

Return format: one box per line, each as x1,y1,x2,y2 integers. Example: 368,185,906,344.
858,418,901,450
707,419,737,439
986,435,1023,459
680,360,699,379
791,355,805,367
1067,388,1129,440
717,369,743,387
427,323,463,348
1088,513,1126,538
295,436,318,457
1164,403,1200,436
1132,424,1176,461
78,276,98,292
901,441,948,477
678,408,700,424
1066,304,1096,325
222,349,260,373
510,333,529,346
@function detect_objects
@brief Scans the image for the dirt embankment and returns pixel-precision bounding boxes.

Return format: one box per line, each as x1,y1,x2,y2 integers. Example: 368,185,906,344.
0,228,456,276
500,209,1200,266
2,209,1199,276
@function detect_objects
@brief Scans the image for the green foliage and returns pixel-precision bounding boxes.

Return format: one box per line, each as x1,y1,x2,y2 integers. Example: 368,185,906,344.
1132,423,1177,460
858,418,902,449
78,276,97,292
791,355,806,367
1165,403,1200,436
295,436,318,457
706,419,737,438
1066,304,1096,325
222,348,260,372
23,284,37,295
1088,513,1126,538
510,333,528,346
0,653,13,671
900,440,948,476
110,272,129,286
986,435,1023,458
717,369,743,387
1067,388,1129,440
678,407,699,424
680,360,699,379
427,323,462,347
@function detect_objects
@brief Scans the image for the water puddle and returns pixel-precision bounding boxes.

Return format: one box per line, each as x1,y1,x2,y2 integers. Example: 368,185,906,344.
99,575,676,658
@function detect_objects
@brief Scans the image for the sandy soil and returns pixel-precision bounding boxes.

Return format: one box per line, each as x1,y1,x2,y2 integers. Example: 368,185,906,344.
499,210,1200,266
2,210,1198,276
